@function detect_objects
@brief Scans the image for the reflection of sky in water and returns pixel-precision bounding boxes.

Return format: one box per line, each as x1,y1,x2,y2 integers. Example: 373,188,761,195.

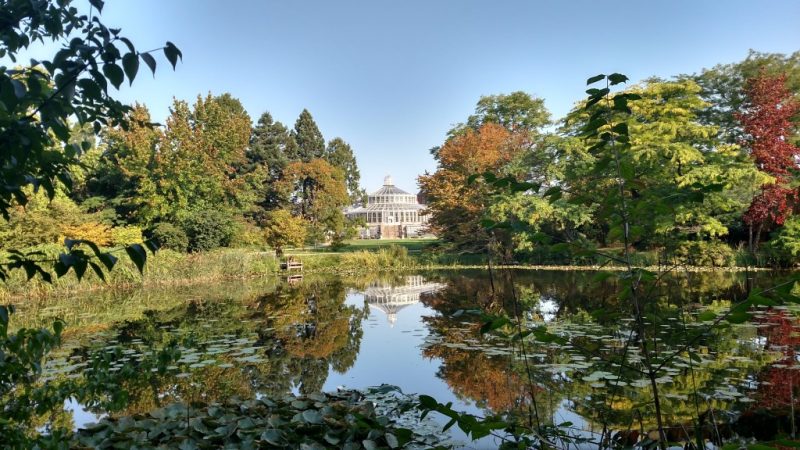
321,290,514,449
538,297,558,323
65,398,103,429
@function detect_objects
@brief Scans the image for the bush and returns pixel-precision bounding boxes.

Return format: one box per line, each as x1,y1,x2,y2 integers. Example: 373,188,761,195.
109,225,143,246
769,217,800,267
671,240,735,267
60,221,112,246
149,223,189,252
180,209,237,252
228,219,263,248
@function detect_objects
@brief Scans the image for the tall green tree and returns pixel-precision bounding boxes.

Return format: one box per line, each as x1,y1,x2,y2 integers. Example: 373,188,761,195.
562,78,766,251
95,94,252,228
291,109,325,162
245,112,298,213
325,137,363,203
466,91,551,133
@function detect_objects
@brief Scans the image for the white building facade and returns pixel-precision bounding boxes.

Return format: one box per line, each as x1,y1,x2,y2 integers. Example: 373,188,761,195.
344,175,430,239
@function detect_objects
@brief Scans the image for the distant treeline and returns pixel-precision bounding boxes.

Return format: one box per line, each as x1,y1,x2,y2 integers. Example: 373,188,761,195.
1,97,364,256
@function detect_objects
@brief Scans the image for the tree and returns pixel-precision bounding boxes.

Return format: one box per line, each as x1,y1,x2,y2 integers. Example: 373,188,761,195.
246,112,298,211
325,137,363,203
0,0,177,445
418,123,523,252
562,78,764,251
276,159,349,245
689,50,800,144
263,209,307,256
739,72,800,251
466,91,551,133
291,109,325,162
95,94,252,234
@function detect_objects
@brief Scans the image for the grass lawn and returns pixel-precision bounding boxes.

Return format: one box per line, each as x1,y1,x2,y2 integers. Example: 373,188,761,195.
286,238,439,255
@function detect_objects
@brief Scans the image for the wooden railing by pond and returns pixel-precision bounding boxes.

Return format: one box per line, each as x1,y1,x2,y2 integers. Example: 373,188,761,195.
280,258,303,272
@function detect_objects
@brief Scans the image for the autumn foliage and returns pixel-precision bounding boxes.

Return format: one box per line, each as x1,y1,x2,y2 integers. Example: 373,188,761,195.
739,73,800,246
418,124,523,251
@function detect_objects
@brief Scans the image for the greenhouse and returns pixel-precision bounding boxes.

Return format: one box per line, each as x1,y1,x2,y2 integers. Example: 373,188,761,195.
344,175,430,239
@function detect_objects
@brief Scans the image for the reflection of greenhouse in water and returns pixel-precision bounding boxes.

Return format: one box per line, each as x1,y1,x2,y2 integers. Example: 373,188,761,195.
364,276,444,326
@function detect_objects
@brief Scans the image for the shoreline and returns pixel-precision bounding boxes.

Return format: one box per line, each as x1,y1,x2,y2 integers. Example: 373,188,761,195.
1,248,777,301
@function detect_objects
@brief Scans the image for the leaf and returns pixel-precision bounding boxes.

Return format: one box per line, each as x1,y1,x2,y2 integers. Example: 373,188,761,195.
53,320,64,337
586,74,605,85
385,433,399,449
418,395,438,409
164,41,182,69
122,52,139,85
480,316,510,335
89,261,106,282
10,79,26,98
611,122,629,136
592,272,615,283
89,0,104,12
607,73,629,85
697,311,716,321
125,243,147,274
726,311,751,324
140,52,157,76
103,63,124,89
301,409,323,424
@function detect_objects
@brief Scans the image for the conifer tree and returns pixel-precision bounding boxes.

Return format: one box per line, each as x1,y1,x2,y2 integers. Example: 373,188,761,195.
291,109,325,162
325,138,363,203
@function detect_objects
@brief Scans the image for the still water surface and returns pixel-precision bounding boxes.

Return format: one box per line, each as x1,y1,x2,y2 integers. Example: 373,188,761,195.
14,269,798,447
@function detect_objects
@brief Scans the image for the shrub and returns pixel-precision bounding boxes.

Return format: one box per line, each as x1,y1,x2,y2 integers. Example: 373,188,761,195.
229,219,262,248
149,223,189,252
60,222,112,246
671,240,735,267
109,225,143,246
263,209,307,256
769,217,800,266
180,209,237,252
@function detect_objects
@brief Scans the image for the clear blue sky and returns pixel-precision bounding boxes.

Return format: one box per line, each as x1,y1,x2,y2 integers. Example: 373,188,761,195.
17,1,800,192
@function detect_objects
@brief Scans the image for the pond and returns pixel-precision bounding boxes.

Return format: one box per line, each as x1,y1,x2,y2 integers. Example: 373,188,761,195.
11,269,800,448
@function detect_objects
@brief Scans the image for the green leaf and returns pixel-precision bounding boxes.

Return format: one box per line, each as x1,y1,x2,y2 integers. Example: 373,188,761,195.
125,243,147,274
122,52,139,85
480,316,510,335
418,395,438,409
611,122,629,136
98,252,118,271
726,311,751,324
89,261,106,282
697,311,716,321
301,409,323,424
103,63,124,89
592,271,615,283
164,41,182,69
138,52,157,77
607,73,629,85
10,79,26,98
586,74,605,85
53,320,64,337
89,0,105,12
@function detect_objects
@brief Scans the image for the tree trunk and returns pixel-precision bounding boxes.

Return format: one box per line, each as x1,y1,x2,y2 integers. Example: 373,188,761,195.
754,223,763,253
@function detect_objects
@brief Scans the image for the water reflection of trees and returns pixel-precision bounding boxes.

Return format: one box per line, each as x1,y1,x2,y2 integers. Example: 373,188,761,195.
420,269,775,438
67,278,368,418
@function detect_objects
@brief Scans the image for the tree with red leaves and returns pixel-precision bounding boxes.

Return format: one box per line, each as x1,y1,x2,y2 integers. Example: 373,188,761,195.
738,72,800,251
